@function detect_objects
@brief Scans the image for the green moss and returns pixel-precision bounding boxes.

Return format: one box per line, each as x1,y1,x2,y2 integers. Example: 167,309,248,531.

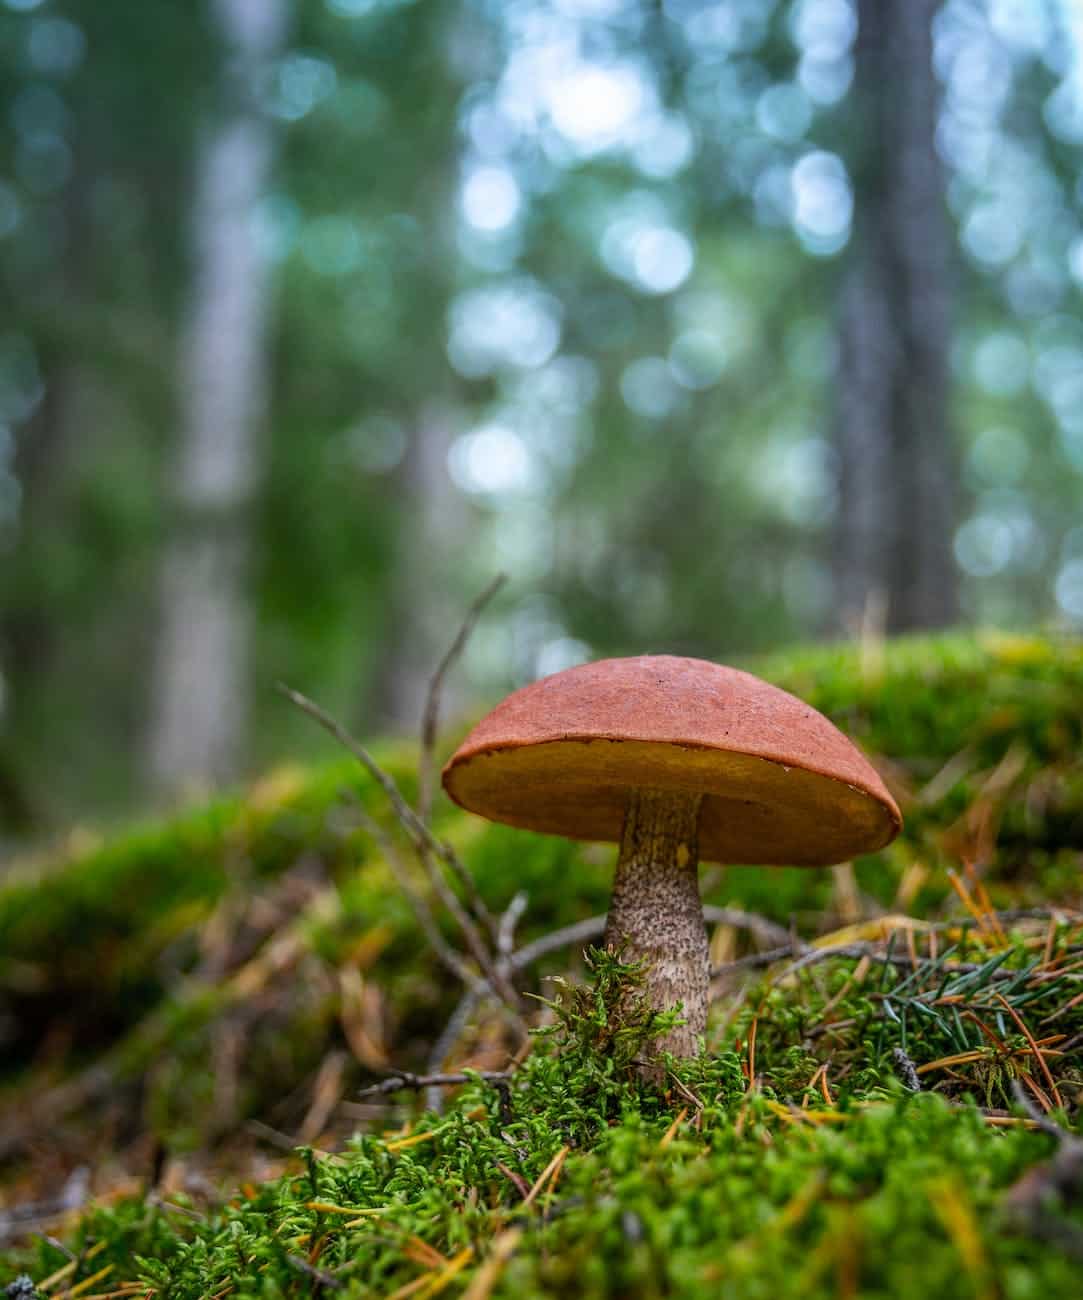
4,948,1080,1297
2,633,1082,1294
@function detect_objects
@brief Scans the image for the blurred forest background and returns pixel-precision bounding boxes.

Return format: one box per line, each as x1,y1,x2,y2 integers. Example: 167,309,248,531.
1,0,1082,836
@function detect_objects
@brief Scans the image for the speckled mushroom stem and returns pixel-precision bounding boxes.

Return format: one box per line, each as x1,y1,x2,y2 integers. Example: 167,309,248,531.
604,787,708,1066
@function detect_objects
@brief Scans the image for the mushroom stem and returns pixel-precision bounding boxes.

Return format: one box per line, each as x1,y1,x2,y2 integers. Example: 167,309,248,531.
604,787,707,1064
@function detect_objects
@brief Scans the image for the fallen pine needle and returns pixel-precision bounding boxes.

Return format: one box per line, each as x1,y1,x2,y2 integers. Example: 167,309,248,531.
41,1243,108,1293
417,1247,475,1299
995,992,1064,1109
461,1228,524,1300
385,1107,486,1152
307,1201,388,1217
385,1130,441,1153
67,1266,115,1299
774,1171,827,1232
405,1237,448,1270
746,1017,758,1089
916,1051,987,1075
345,1209,393,1227
522,1145,570,1208
927,1177,994,1300
764,1100,847,1125
659,1107,689,1150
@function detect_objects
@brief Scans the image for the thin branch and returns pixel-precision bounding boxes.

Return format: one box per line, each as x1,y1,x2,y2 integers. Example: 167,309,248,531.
498,891,530,958
351,799,485,996
506,906,790,974
277,683,519,1010
509,916,608,970
418,573,506,827
285,1254,344,1291
360,1069,511,1098
703,906,793,948
429,991,480,1071
1009,1080,1080,1144
417,576,507,943
427,890,528,1112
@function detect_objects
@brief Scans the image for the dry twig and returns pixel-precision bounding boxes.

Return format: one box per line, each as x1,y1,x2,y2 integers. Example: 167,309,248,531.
417,574,506,828
1002,1080,1083,1259
278,683,520,1010
416,575,506,944
359,1069,512,1098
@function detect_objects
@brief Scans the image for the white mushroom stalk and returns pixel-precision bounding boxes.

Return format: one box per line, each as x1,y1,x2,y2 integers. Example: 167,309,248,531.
604,788,708,1059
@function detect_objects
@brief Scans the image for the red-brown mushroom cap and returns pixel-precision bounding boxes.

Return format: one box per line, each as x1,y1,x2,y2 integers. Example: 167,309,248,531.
442,655,901,866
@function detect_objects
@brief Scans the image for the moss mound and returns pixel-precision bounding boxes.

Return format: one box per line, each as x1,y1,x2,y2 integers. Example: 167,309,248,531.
6,945,1083,1297
1,633,1082,1294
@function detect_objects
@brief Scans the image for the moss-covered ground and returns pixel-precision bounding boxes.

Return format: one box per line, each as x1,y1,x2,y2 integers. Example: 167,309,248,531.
1,631,1082,1295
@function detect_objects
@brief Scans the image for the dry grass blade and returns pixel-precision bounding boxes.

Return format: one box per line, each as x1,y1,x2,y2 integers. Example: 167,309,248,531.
278,683,520,1012
461,1228,523,1300
522,1146,569,1208
359,1069,511,1098
659,1107,689,1149
417,573,506,829
349,799,484,995
995,992,1064,1109
417,576,507,946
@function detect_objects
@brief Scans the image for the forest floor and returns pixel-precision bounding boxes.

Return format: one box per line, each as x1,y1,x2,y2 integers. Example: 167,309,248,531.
1,632,1082,1296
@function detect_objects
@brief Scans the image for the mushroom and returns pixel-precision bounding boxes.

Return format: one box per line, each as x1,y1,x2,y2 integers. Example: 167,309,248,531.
442,655,901,1063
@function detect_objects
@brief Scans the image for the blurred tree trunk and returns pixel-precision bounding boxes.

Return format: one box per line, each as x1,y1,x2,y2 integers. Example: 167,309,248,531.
833,0,958,635
371,408,469,733
149,0,287,795
0,149,95,830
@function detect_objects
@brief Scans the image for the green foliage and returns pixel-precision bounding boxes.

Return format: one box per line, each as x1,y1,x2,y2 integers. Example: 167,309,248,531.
539,946,687,1078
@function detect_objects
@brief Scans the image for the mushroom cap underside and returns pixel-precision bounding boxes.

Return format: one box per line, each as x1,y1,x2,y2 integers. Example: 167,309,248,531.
441,655,901,866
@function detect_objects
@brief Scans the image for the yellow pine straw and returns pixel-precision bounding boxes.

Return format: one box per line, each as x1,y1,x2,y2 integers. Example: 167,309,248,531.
381,1273,433,1300
774,1170,827,1232
720,1168,829,1277
1019,1071,1054,1113
384,1247,475,1300
405,1236,449,1270
1042,915,1058,967
40,1241,109,1292
995,991,1064,1109
745,1016,758,1090
916,1050,987,1075
306,1200,389,1217
59,1291,145,1300
66,1265,115,1298
764,1100,847,1126
38,1266,78,1296
522,1145,570,1207
815,953,871,1023
804,1062,834,1106
810,915,931,948
765,1098,1032,1131
946,869,994,943
927,1177,995,1300
967,866,1008,949
461,1228,524,1300
659,1106,689,1149
384,1106,486,1152
345,1209,393,1227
